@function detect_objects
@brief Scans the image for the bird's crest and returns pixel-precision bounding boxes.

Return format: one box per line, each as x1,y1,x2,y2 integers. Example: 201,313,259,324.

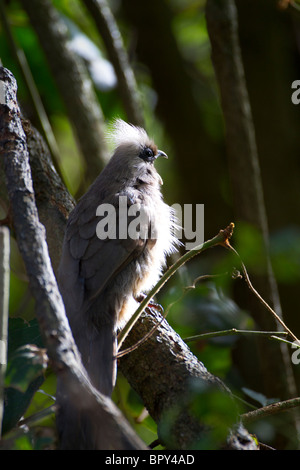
108,119,156,152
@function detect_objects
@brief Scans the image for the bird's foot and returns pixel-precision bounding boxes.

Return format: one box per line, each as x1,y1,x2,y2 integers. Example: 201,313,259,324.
135,293,164,314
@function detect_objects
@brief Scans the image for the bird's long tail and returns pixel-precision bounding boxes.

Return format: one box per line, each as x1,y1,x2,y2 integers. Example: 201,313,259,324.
56,306,117,449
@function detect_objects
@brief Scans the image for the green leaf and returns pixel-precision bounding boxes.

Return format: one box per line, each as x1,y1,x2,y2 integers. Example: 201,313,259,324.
2,375,44,435
7,318,43,357
5,344,48,393
2,319,46,435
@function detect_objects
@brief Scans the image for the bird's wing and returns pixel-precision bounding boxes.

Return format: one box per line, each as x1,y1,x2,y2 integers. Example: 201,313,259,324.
64,193,149,310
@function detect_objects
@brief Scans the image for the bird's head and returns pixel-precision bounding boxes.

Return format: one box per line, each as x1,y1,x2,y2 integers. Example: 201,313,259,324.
108,119,168,170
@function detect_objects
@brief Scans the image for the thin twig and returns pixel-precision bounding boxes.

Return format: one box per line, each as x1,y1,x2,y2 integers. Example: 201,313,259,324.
117,306,166,358
241,397,300,425
184,329,289,343
227,244,299,343
185,273,227,290
118,272,234,357
270,335,300,348
117,223,235,349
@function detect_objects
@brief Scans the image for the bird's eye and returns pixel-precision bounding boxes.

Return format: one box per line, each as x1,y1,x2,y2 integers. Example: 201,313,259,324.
139,147,155,162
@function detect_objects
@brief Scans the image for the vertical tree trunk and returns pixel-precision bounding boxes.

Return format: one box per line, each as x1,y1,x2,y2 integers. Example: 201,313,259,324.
206,0,300,446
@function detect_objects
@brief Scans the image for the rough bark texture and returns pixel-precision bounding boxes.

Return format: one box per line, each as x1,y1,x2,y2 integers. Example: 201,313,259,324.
24,121,75,275
0,120,75,275
119,308,257,449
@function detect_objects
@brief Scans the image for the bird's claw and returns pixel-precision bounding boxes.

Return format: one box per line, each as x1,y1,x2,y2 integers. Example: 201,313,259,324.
135,293,164,314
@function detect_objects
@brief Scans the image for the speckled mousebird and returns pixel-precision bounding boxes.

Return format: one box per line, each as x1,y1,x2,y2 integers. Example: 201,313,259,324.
57,120,178,405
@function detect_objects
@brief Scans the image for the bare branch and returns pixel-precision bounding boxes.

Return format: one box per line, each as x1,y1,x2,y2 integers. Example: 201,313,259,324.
184,329,289,343
227,244,299,343
242,397,300,425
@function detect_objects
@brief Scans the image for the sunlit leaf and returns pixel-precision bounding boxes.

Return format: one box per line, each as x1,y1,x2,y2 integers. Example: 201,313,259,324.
5,344,48,392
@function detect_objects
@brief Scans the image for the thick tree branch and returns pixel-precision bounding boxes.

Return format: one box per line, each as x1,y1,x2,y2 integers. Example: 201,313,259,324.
0,66,146,450
24,121,75,275
0,120,73,275
119,307,258,449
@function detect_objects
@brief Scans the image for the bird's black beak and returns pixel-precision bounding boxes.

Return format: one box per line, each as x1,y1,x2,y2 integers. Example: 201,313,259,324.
156,150,168,159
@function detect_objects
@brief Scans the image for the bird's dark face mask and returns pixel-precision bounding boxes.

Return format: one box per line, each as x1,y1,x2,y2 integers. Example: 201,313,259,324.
139,146,168,164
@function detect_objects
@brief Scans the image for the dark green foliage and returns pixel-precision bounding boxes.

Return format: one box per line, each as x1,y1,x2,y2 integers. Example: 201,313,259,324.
0,0,299,450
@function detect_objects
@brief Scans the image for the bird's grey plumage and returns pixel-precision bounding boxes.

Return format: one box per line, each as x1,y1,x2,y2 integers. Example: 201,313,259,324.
56,119,178,448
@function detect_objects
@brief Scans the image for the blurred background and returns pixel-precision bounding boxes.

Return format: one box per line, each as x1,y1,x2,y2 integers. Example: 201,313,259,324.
0,0,300,450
